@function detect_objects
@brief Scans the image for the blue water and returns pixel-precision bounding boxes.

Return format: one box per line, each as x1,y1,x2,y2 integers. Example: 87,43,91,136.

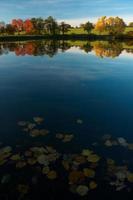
0,47,133,143
0,42,133,199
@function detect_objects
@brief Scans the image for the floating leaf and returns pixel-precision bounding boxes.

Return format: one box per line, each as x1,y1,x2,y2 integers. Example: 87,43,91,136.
117,137,128,147
102,134,111,140
104,140,113,147
1,174,11,184
89,181,97,190
2,146,12,153
47,170,57,180
56,133,64,139
82,149,93,156
27,158,37,165
17,184,29,194
63,134,74,143
115,171,126,181
127,172,133,183
62,160,70,170
0,159,7,166
128,143,133,150
87,154,100,163
10,154,21,161
107,159,115,166
76,119,83,124
83,168,95,178
42,166,50,174
30,129,40,137
33,117,44,124
16,161,26,168
40,129,49,136
69,171,85,184
37,155,49,165
18,121,27,126
74,156,86,164
76,185,88,196
25,151,32,157
27,123,36,130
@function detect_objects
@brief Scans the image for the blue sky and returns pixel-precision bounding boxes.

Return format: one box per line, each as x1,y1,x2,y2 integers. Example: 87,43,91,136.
0,0,133,25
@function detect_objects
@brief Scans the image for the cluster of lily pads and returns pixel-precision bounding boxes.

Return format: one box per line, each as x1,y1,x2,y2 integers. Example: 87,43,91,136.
0,144,99,196
0,117,133,198
18,117,50,137
18,117,75,142
102,134,133,150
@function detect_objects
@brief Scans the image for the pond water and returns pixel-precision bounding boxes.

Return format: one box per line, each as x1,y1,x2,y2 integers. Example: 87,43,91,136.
0,40,133,199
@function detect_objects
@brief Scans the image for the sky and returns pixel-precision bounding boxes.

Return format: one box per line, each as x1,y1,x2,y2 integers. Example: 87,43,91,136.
0,0,133,26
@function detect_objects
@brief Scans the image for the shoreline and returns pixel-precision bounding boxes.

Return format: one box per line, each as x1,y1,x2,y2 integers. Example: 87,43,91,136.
0,34,133,42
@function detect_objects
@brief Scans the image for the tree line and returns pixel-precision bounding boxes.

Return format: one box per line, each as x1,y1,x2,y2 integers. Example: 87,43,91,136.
0,16,132,36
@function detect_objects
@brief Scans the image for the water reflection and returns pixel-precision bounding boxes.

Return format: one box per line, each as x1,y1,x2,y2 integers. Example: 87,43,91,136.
0,40,133,199
0,40,133,58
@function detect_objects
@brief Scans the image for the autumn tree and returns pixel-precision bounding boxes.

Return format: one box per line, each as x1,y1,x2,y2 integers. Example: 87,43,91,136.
12,19,23,34
23,19,34,34
106,17,126,35
94,16,106,33
95,16,126,35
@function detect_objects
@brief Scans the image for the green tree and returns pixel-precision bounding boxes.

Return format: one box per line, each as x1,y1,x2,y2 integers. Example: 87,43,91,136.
44,16,59,35
129,22,133,27
59,22,71,35
6,24,15,35
31,18,44,34
82,21,93,34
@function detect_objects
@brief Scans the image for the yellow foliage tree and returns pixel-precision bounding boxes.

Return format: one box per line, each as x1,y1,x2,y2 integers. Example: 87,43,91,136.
95,16,126,35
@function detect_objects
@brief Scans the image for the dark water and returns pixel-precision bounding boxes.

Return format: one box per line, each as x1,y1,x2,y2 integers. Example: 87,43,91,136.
0,40,133,199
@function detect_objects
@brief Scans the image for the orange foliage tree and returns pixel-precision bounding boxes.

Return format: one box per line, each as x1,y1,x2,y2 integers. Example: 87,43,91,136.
95,16,126,35
23,19,34,34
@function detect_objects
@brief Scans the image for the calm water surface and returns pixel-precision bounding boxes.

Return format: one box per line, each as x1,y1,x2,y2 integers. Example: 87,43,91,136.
0,41,133,199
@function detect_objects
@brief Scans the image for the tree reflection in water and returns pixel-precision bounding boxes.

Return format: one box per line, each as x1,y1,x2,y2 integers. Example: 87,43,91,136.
0,40,133,58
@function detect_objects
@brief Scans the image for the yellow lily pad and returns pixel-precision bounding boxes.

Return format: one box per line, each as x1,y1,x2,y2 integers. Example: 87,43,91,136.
42,166,50,174
82,149,93,157
89,181,97,189
10,154,21,161
127,172,133,183
63,134,74,142
47,170,57,180
69,171,85,184
83,168,95,177
76,185,88,196
75,155,86,164
33,117,44,124
87,154,100,163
